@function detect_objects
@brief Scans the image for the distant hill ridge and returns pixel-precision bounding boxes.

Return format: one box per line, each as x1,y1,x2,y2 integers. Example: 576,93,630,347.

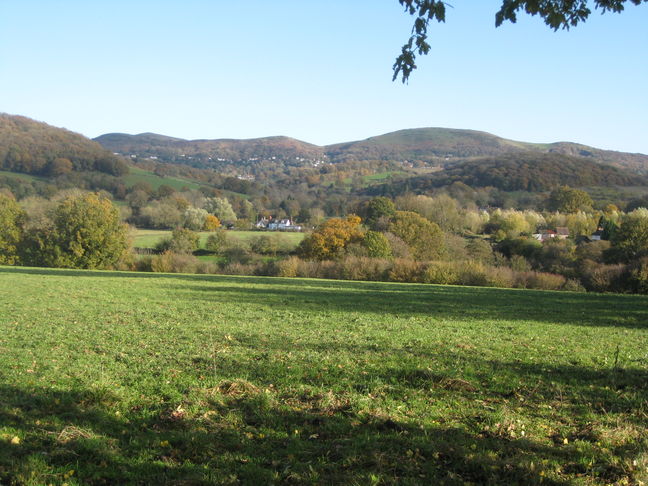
95,127,648,174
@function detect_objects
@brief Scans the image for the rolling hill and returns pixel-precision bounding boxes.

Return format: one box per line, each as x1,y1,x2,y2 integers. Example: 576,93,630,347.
94,132,327,168
0,113,128,176
94,127,648,175
365,152,648,196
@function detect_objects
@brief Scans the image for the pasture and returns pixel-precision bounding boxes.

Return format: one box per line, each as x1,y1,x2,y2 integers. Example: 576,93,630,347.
0,266,647,484
132,229,305,250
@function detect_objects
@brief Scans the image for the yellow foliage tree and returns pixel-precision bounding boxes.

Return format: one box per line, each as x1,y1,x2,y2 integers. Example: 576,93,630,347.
297,215,363,260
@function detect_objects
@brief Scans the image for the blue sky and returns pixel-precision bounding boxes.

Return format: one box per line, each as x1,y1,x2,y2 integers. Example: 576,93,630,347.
1,1,647,153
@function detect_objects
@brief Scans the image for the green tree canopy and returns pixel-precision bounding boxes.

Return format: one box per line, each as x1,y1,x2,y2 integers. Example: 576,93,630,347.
547,186,593,213
362,231,393,259
359,197,396,230
26,193,129,269
204,197,237,222
0,194,26,264
394,0,646,82
388,210,446,260
611,208,648,262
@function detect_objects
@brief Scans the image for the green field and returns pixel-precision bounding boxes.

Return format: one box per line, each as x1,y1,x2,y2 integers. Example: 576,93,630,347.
123,166,205,191
1,267,647,484
133,229,305,250
0,170,46,183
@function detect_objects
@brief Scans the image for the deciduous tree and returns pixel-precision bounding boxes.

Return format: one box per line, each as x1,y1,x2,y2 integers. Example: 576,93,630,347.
0,194,26,264
298,215,363,260
26,193,129,269
394,0,647,82
388,211,446,260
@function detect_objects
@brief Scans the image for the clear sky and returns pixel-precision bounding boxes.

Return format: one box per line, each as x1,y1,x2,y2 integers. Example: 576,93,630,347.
1,1,647,153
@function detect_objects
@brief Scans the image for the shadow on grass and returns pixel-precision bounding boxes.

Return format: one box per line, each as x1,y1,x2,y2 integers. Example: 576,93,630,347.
0,384,600,485
2,265,647,328
183,283,648,329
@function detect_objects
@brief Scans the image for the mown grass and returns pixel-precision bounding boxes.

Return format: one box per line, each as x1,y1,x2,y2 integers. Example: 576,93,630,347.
1,266,647,485
132,229,305,250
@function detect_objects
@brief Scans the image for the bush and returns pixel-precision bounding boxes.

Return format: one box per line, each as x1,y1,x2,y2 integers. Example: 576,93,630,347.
341,256,390,281
583,263,626,292
388,259,424,283
483,266,515,288
630,258,648,294
525,272,566,291
220,262,259,276
563,279,586,292
275,256,300,277
422,261,459,285
457,261,490,286
151,251,199,273
205,229,230,254
156,228,200,254
223,247,254,264
250,233,290,255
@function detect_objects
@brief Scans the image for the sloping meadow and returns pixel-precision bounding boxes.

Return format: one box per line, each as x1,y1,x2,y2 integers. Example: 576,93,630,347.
1,266,647,484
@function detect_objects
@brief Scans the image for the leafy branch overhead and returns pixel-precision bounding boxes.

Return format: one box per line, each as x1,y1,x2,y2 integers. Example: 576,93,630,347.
393,0,647,82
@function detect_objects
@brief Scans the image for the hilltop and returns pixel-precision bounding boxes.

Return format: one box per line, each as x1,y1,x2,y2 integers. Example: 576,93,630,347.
95,126,648,174
95,132,326,168
0,113,128,177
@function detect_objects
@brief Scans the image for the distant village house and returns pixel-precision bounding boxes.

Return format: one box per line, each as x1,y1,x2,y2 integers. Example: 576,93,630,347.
256,217,302,232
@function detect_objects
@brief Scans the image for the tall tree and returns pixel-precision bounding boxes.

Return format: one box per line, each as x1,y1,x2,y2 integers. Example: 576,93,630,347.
388,210,446,260
0,194,26,264
394,0,647,81
25,193,129,269
547,186,593,213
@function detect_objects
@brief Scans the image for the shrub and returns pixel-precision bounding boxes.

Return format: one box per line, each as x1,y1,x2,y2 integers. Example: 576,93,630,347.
151,251,199,273
250,233,289,255
525,272,566,291
388,259,424,283
456,261,490,286
630,258,648,294
171,228,200,254
341,256,390,281
483,266,515,288
220,262,258,276
422,261,459,285
583,263,626,292
275,256,300,277
223,246,253,264
205,229,230,254
563,279,586,292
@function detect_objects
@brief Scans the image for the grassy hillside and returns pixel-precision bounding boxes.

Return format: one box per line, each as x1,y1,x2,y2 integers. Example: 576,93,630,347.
326,128,648,173
123,166,205,191
1,267,647,484
325,127,534,162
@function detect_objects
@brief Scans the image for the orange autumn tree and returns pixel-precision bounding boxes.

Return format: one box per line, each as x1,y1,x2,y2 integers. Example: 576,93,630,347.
297,215,363,260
